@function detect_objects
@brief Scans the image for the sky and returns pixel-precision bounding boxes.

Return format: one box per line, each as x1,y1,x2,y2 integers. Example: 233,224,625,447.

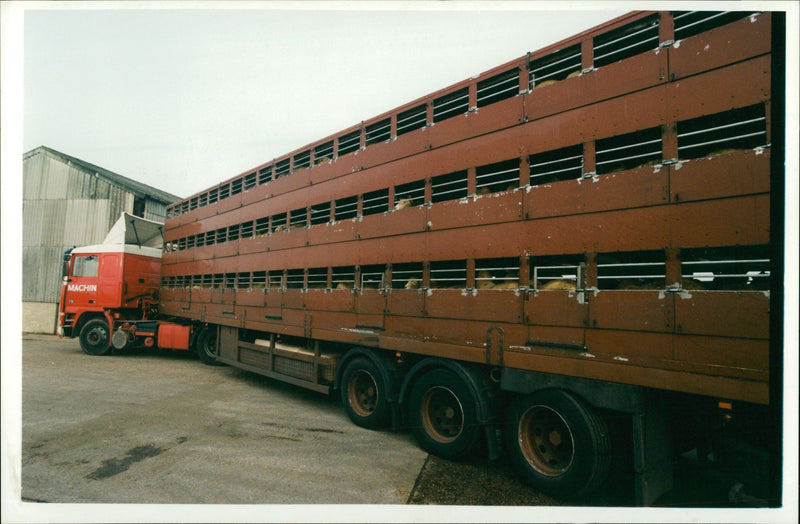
18,4,629,199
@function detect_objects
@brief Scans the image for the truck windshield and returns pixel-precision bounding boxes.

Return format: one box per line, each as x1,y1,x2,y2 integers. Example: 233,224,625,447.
72,255,99,277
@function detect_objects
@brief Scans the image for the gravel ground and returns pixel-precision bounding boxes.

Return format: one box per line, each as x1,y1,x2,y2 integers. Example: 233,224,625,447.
408,454,559,506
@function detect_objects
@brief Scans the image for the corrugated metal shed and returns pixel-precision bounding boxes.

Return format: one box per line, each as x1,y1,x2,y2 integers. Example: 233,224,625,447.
22,146,179,309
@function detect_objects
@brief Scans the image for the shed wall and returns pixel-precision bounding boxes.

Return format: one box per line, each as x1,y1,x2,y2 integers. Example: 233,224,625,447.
22,148,176,331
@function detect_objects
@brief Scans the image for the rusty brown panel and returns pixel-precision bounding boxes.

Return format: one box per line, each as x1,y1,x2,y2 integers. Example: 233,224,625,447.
380,332,488,365
160,288,176,302
670,194,770,249
313,326,379,347
306,170,367,202
282,290,304,310
586,329,674,362
358,207,427,240
174,249,194,265
355,290,385,315
180,199,217,225
265,228,308,252
590,291,675,333
306,310,357,332
191,289,212,304
421,317,491,350
214,192,244,216
161,252,178,268
238,236,269,256
670,149,770,203
667,55,770,122
205,256,238,274
355,314,384,333
527,325,585,348
240,183,272,207
502,349,768,404
426,222,525,261
300,156,345,186
210,288,225,304
367,129,517,188
168,209,238,238
270,169,312,197
236,290,264,307
525,49,667,123
205,303,238,324
517,109,587,155
674,334,768,375
590,86,668,141
305,289,354,313
298,243,358,270
429,191,522,231
279,308,306,328
384,314,426,339
166,221,202,241
305,220,356,246
386,290,425,318
190,244,213,261
354,235,429,267
356,128,431,171
213,241,238,259
670,13,771,81
525,206,670,256
525,167,670,220
166,206,197,229
425,97,524,151
525,290,588,328
675,291,769,339
265,291,282,309
425,289,523,324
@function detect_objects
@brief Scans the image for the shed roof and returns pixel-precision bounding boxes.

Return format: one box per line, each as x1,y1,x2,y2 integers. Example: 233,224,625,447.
23,145,180,204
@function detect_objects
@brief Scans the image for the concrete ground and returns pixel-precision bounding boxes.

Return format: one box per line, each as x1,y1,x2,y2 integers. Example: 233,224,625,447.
11,334,778,523
20,334,429,505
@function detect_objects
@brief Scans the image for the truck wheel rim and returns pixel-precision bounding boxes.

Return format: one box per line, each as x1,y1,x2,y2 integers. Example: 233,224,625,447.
421,386,463,443
202,333,216,358
347,370,378,417
86,326,107,347
518,405,574,476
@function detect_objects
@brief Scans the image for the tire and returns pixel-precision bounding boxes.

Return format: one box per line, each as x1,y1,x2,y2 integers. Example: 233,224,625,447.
504,389,611,500
195,327,221,365
408,368,482,460
340,357,392,430
79,318,111,356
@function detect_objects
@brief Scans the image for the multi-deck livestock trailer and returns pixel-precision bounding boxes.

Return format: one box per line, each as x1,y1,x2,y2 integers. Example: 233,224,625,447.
58,10,784,505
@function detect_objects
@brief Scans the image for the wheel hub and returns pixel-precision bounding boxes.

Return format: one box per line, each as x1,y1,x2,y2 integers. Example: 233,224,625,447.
519,405,574,476
422,386,464,443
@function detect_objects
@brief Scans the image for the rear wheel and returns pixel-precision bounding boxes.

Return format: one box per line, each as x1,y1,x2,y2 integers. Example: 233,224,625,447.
505,389,610,500
195,327,221,365
79,318,111,356
408,368,482,460
340,357,391,429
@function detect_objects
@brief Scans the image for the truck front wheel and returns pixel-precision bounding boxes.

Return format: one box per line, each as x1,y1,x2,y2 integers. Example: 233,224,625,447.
505,389,611,500
195,327,221,365
79,319,111,356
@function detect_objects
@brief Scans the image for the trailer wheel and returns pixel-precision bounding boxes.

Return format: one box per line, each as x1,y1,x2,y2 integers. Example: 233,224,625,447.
79,319,111,356
505,389,610,500
196,327,221,366
408,368,482,460
340,357,391,430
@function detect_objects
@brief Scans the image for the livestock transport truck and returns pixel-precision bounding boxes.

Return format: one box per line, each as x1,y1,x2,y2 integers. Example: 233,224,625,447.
58,11,785,505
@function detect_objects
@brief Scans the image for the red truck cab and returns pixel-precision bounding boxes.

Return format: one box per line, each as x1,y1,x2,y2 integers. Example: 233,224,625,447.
58,213,166,354
59,243,162,353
